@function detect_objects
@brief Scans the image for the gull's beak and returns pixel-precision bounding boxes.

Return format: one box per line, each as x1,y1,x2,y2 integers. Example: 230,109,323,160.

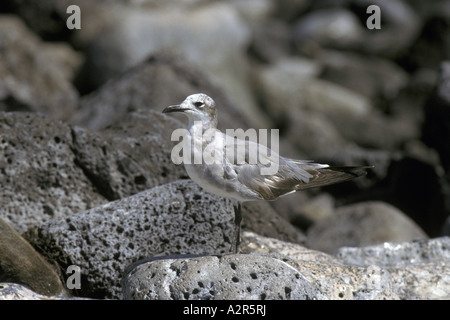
162,104,189,114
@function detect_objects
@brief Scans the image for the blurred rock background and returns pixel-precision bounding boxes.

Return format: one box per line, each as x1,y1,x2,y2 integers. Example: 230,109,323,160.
0,0,449,299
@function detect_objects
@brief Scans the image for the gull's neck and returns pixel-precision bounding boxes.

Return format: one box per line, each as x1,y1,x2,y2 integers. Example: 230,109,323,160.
187,116,218,134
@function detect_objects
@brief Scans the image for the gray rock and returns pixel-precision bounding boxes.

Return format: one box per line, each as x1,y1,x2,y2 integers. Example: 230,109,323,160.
122,253,323,300
240,231,343,266
387,261,450,299
0,283,90,300
76,109,188,198
123,232,450,300
0,283,60,300
252,57,372,157
72,54,253,132
26,180,237,298
0,217,66,297
293,8,365,53
0,109,184,232
70,125,152,201
307,201,428,254
73,2,269,128
0,15,80,121
254,56,415,153
336,237,450,300
272,0,311,21
301,77,373,119
283,75,413,153
354,0,422,58
319,50,409,101
291,193,335,229
335,236,450,268
0,112,107,232
284,107,347,157
252,57,321,122
228,0,273,23
248,18,292,63
100,109,188,186
6,0,208,41
300,78,418,151
242,232,450,299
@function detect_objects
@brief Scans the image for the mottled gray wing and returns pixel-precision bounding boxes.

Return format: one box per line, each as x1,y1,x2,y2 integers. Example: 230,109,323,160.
223,136,323,200
223,134,370,200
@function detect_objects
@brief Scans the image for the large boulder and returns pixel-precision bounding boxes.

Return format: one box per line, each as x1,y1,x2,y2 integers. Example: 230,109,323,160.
0,15,80,120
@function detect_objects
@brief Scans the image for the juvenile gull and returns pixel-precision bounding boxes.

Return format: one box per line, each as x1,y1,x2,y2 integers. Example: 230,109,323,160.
163,93,371,253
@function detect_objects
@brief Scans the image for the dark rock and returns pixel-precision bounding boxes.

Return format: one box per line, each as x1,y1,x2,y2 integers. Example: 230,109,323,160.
72,109,187,200
0,110,181,232
399,3,450,71
70,125,148,201
272,0,311,22
423,61,450,172
4,0,76,40
100,109,188,188
26,180,237,299
248,19,292,63
387,68,436,131
443,216,450,236
4,0,205,43
367,153,449,237
0,112,106,232
420,62,450,235
316,142,449,239
0,217,66,297
26,177,309,299
291,193,335,230
242,201,306,245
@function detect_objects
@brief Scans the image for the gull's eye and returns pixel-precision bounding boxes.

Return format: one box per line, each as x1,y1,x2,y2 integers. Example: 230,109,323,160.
193,101,204,108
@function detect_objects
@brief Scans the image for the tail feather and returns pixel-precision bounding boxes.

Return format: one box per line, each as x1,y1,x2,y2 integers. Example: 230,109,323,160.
295,165,372,191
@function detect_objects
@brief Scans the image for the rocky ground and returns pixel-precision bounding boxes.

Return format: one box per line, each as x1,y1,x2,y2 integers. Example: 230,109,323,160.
0,0,449,300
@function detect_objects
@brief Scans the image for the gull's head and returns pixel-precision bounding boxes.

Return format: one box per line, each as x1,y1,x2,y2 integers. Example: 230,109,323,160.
163,93,217,126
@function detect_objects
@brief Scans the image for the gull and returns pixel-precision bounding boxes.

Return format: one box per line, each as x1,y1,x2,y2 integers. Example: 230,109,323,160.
163,93,371,254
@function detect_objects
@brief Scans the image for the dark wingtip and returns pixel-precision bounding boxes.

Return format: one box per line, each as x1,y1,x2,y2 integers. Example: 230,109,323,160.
295,165,373,191
327,165,373,177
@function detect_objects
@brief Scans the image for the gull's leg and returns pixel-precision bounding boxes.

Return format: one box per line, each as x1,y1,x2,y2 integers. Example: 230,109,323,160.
230,202,242,254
